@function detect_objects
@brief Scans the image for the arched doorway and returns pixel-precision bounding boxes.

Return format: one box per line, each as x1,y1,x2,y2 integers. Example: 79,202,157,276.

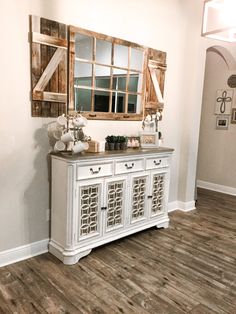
196,45,236,195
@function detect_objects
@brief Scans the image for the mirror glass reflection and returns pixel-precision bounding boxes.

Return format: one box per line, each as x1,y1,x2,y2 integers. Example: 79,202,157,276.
94,90,110,112
113,69,127,92
73,31,145,116
96,39,112,65
95,65,111,89
114,44,128,68
74,61,92,87
130,48,144,71
112,92,126,113
75,33,93,60
75,88,92,112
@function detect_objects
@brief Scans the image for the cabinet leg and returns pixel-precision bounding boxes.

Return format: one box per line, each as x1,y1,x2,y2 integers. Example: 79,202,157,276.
156,221,169,229
63,249,92,265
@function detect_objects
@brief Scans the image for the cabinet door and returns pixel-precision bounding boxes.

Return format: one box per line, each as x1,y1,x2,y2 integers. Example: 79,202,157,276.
129,172,149,224
77,179,102,243
103,176,127,234
149,170,168,218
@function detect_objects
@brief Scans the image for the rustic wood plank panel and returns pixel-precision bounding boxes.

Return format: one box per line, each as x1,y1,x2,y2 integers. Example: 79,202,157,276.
40,17,52,117
33,48,66,92
33,91,66,103
32,32,67,49
49,20,60,117
1,188,235,313
58,23,67,116
30,16,67,117
68,28,75,111
148,66,164,104
145,48,167,115
30,15,42,117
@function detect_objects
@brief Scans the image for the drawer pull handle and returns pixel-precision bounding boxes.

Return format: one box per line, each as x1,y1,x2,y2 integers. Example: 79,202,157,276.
154,160,162,166
101,206,107,210
148,195,153,199
90,167,101,174
125,163,134,169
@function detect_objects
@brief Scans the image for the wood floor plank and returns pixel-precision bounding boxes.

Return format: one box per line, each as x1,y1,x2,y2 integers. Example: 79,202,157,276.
131,291,186,314
0,187,235,313
190,304,218,314
28,254,116,314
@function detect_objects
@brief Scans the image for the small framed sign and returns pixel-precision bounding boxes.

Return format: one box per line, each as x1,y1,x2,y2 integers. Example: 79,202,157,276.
231,108,236,124
140,132,159,148
216,116,229,130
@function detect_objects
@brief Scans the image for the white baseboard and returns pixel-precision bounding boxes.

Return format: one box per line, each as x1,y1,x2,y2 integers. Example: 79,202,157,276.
197,180,236,196
0,239,49,268
168,200,196,213
0,199,196,268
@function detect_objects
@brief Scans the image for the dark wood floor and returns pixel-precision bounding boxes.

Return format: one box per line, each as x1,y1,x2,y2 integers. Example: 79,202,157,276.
0,188,236,314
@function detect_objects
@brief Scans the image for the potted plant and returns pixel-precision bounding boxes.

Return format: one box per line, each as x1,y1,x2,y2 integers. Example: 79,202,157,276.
119,136,127,150
114,136,121,150
105,135,115,150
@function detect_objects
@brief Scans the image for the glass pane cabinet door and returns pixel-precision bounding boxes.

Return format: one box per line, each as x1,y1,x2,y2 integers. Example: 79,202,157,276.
130,173,149,224
104,178,126,234
77,182,102,242
150,172,166,217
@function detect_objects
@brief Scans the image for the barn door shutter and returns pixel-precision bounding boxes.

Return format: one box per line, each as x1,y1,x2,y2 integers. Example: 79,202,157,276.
30,15,68,117
145,48,167,116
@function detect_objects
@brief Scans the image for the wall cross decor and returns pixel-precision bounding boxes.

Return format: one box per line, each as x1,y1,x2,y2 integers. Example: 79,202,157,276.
215,89,233,115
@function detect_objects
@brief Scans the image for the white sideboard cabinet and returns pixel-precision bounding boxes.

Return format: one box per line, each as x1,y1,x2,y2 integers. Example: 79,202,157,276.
49,147,174,265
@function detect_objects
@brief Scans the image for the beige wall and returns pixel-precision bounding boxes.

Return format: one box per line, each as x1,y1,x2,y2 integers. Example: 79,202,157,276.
0,0,207,252
197,48,236,189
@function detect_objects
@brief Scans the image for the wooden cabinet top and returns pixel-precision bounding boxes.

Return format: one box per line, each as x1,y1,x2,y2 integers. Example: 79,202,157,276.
51,147,174,163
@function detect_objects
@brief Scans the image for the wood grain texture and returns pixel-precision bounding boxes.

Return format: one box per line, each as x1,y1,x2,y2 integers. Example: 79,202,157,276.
33,48,66,92
145,48,167,115
30,15,67,117
32,32,67,49
0,187,235,313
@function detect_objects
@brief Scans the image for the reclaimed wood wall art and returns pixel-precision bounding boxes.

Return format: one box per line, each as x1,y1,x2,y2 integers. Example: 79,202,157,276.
145,48,166,117
29,15,167,119
30,16,68,117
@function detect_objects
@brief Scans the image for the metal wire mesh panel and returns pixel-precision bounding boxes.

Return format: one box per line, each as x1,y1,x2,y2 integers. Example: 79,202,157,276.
131,176,147,220
106,181,124,229
151,174,164,215
80,185,99,236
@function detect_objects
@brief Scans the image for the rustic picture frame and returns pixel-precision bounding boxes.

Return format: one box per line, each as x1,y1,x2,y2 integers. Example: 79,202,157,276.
139,132,159,148
231,108,236,124
216,116,229,130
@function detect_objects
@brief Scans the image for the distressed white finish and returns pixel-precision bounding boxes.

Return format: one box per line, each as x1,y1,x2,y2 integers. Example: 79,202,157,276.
49,149,173,265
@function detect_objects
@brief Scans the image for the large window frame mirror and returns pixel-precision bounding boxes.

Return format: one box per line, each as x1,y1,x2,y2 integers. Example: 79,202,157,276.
29,16,167,119
69,25,148,120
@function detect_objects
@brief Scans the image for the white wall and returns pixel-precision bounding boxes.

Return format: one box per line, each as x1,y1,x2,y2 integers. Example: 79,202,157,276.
197,48,236,190
0,0,208,253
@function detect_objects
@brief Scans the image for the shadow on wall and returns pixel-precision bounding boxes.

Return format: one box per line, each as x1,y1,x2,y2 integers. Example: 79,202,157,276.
23,125,52,245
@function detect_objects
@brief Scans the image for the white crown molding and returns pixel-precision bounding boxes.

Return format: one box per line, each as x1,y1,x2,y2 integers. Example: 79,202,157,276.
0,239,49,268
197,180,236,196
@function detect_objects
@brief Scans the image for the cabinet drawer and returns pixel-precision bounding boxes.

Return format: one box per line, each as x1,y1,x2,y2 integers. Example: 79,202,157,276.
146,156,169,170
76,162,113,180
115,158,144,175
